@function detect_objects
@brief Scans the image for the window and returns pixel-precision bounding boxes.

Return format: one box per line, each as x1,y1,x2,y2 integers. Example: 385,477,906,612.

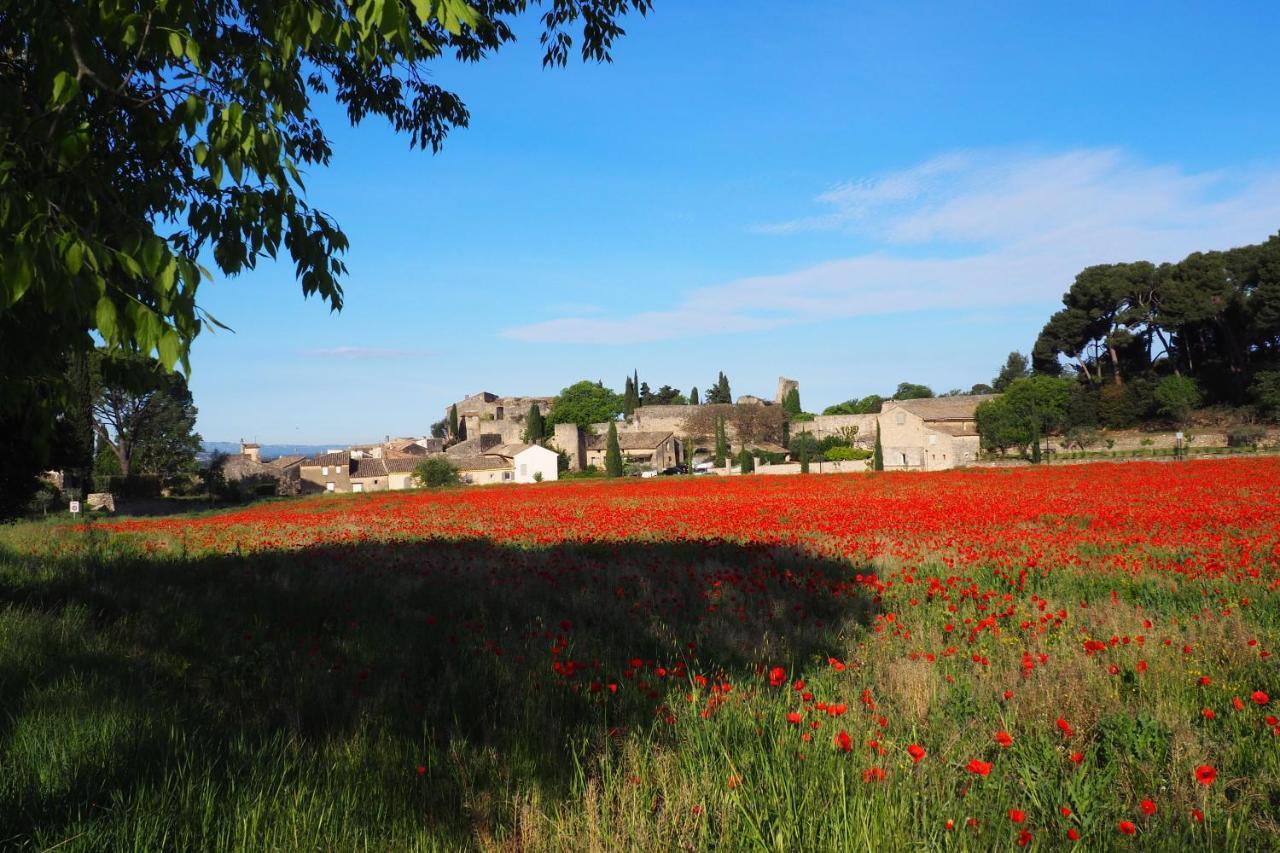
326,482,335,492
321,466,329,475
352,482,364,493
928,434,937,445
900,453,908,466
895,412,906,425
519,464,527,477
496,406,504,420
503,471,513,480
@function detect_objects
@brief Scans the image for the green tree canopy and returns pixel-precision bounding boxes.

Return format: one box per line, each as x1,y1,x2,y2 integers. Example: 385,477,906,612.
1152,375,1201,425
547,380,622,429
893,382,934,400
992,352,1031,392
90,351,202,481
0,0,648,516
823,394,883,415
413,456,458,488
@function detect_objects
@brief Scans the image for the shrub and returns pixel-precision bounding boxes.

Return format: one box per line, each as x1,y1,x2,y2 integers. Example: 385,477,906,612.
1251,370,1280,420
412,457,459,488
1227,425,1266,448
825,447,872,461
1153,375,1202,424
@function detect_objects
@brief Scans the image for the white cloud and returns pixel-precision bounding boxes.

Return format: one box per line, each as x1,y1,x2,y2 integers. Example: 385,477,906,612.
303,346,435,359
502,148,1280,345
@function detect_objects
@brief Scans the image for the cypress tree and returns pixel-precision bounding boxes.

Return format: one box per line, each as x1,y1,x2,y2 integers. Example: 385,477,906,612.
799,433,810,473
524,403,544,443
873,422,884,471
1030,420,1042,464
739,447,755,474
718,372,732,404
690,386,699,405
448,404,459,438
713,416,728,467
623,376,636,416
604,422,624,477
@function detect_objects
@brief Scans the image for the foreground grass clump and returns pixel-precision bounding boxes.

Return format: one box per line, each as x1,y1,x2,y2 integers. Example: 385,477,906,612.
1,459,1278,850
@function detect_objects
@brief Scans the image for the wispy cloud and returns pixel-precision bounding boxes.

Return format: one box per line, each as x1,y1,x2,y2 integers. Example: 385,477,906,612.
502,148,1280,345
302,346,436,359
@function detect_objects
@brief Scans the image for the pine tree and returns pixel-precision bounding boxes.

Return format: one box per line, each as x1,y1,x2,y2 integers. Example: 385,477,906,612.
873,422,884,471
523,403,544,443
604,422,624,477
639,381,652,406
690,386,699,405
448,404,459,438
783,387,801,416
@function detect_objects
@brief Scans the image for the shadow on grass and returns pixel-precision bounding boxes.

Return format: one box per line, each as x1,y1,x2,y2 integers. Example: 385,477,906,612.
0,537,873,846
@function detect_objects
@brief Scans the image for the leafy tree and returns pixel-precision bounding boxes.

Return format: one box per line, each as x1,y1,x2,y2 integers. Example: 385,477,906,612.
603,422,623,477
824,395,883,415
0,0,648,516
782,387,802,416
992,352,1031,392
547,380,622,429
894,382,934,400
969,383,996,395
728,403,787,446
430,418,448,440
872,423,884,471
975,397,1031,455
1251,371,1280,420
638,381,652,405
523,402,545,443
651,384,685,405
1152,375,1201,424
689,386,699,405
825,446,871,461
92,352,202,481
706,371,732,404
413,456,459,488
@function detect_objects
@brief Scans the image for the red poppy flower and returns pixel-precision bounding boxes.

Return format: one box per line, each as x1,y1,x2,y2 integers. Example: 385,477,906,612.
1016,829,1032,846
835,730,852,753
1118,820,1136,835
787,711,802,725
995,730,1013,747
768,666,786,687
907,743,927,763
1191,808,1204,823
862,766,886,783
966,758,993,776
1252,690,1270,705
1067,828,1081,841
1140,799,1157,815
1056,717,1075,737
1194,765,1216,785
1008,808,1026,824
1060,806,1072,817
1198,675,1212,686
1069,751,1084,765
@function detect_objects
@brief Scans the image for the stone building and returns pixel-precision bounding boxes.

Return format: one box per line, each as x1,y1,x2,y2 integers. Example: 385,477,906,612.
222,441,303,495
451,392,556,444
878,395,993,471
583,430,681,471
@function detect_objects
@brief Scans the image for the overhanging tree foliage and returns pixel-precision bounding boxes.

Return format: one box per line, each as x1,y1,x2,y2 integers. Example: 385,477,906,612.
0,0,649,516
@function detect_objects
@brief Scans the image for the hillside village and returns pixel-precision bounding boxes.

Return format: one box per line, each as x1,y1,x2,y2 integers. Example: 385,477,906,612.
216,377,995,495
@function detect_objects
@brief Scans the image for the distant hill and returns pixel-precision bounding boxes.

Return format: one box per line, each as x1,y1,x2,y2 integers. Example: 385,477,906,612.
200,441,342,462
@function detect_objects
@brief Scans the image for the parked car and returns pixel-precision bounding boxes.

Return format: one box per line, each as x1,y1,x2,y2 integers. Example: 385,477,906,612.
659,465,689,476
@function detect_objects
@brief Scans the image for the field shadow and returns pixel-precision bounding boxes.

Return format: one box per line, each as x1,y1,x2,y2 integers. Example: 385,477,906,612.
0,536,874,841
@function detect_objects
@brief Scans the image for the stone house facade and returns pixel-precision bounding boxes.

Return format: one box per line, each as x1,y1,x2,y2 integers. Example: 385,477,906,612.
583,430,680,471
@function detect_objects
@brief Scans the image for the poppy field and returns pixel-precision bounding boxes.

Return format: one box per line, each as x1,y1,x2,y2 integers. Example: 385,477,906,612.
1,458,1278,850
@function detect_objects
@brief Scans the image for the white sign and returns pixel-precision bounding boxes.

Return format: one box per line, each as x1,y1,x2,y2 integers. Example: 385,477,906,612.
1175,432,1184,441
69,501,81,514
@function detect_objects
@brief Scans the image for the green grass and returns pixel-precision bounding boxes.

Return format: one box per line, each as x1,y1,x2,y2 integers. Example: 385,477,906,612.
0,512,1277,850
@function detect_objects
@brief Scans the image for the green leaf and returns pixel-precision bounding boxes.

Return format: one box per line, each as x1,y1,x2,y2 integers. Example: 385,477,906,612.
96,297,118,342
2,251,33,306
193,141,208,166
158,328,181,370
50,71,79,107
65,241,84,275
169,31,184,58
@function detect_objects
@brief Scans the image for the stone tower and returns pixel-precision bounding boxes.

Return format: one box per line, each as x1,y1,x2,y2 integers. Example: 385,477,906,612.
775,376,799,406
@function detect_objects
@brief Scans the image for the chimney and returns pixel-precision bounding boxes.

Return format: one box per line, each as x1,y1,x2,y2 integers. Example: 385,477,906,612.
240,440,261,463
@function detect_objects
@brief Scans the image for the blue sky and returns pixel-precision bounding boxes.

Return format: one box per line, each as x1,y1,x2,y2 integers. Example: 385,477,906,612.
190,1,1280,443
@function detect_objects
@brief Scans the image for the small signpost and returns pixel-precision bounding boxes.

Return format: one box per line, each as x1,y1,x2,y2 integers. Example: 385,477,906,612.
1174,431,1184,461
69,500,81,514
